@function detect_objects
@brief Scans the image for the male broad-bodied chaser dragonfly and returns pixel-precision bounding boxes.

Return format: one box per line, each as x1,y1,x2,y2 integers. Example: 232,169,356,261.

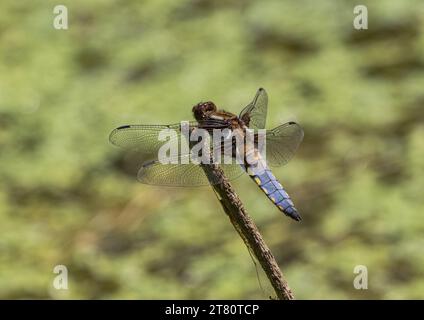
109,88,304,221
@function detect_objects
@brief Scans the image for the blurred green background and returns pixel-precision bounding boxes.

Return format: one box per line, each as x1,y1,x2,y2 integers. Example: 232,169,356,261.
1,0,423,299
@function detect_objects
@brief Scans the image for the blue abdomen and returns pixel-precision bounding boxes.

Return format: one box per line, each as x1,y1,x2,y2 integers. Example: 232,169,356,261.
248,168,301,221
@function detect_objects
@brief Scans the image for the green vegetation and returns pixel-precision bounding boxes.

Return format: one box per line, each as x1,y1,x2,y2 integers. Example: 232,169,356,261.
0,0,423,299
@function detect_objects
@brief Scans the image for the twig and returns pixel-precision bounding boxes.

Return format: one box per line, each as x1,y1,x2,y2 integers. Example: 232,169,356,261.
202,164,294,300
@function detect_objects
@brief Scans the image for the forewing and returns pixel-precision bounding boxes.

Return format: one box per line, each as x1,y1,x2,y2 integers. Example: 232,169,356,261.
239,88,268,129
109,122,197,161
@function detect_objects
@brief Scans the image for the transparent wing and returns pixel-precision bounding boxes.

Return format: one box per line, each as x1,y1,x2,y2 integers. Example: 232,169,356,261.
239,88,268,129
138,155,244,187
109,122,200,161
265,122,304,167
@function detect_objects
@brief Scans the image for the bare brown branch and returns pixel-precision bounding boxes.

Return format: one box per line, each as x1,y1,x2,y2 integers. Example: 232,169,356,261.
202,164,294,300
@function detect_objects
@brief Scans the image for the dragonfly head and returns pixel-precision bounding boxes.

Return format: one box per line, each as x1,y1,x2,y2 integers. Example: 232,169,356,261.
192,101,217,121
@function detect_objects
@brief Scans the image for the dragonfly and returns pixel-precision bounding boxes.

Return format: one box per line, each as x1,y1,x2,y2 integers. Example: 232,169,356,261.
109,88,304,221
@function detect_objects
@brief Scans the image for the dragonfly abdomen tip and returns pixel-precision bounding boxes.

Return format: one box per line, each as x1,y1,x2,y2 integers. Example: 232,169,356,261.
283,206,302,221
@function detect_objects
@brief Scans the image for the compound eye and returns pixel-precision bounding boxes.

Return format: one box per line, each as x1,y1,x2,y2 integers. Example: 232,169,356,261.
205,102,216,112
